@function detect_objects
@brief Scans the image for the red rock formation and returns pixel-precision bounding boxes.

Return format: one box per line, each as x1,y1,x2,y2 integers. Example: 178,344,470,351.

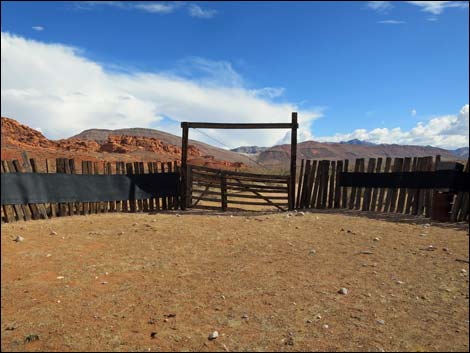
1,117,245,170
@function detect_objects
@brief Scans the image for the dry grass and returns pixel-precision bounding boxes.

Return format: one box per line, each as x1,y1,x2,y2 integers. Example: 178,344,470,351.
1,210,469,352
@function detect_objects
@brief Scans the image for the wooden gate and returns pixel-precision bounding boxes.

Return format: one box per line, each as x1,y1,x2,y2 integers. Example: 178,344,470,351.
186,165,290,211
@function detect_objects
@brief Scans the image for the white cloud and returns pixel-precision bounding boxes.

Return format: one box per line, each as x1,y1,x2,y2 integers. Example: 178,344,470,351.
0,32,321,148
406,1,469,15
188,4,217,18
377,20,406,24
367,1,393,12
32,26,44,31
134,2,179,14
411,109,417,117
315,105,469,149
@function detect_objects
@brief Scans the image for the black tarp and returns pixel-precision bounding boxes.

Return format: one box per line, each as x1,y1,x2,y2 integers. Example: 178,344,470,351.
1,172,179,205
338,170,469,191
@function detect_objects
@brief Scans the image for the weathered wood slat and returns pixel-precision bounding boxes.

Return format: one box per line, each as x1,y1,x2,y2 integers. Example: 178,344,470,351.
369,158,382,212
295,159,305,209
349,159,361,209
362,158,376,211
334,160,342,208
341,160,349,208
1,162,17,222
396,157,412,213
7,160,32,221
328,161,336,209
189,164,289,180
377,157,392,212
405,157,419,215
388,158,404,213
300,160,311,208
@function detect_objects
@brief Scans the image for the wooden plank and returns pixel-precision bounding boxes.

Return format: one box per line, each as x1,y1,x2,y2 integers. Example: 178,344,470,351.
423,156,434,217
388,158,404,213
362,158,376,211
69,159,82,215
328,161,336,209
181,123,189,210
223,199,289,207
310,161,322,208
20,154,43,220
348,159,361,209
295,159,305,209
221,172,227,211
63,159,75,216
167,161,175,210
152,162,161,211
45,159,56,218
377,157,392,212
185,122,296,129
354,159,365,210
341,160,349,208
9,160,32,221
29,158,49,219
428,155,440,218
190,164,289,180
451,157,469,222
231,179,287,211
334,160,342,208
306,160,318,208
416,158,426,216
299,160,311,208
146,162,155,212
1,162,17,222
81,161,90,215
321,160,330,209
93,161,102,213
369,158,382,212
405,157,419,215
126,163,136,212
160,162,168,210
396,157,412,213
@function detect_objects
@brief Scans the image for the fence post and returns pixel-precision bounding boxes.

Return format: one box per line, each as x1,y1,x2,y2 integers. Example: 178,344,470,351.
289,112,298,210
221,171,227,211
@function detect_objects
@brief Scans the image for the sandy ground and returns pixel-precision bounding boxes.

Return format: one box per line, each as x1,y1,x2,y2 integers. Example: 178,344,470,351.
1,210,469,352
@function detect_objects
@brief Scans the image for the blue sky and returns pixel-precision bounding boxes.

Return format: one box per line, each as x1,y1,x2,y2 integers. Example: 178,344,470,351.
1,1,469,149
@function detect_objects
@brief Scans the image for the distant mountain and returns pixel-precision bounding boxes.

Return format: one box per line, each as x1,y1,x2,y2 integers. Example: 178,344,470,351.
339,139,376,146
257,140,461,169
230,146,269,154
449,147,469,158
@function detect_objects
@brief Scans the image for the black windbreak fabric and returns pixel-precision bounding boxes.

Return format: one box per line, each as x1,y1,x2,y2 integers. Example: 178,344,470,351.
338,170,469,191
1,172,179,205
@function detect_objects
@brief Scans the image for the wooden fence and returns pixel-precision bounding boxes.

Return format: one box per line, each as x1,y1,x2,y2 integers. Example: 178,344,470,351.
296,156,469,222
1,156,180,223
188,165,290,211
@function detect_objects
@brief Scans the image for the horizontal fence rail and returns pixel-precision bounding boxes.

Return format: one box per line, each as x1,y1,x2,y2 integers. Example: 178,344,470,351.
1,156,180,223
295,155,469,222
188,165,290,211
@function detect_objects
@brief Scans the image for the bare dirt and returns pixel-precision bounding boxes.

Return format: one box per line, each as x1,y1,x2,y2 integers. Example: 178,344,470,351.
1,210,469,352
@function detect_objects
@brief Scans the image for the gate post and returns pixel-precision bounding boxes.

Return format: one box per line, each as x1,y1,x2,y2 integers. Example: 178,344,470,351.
181,122,189,210
289,112,298,210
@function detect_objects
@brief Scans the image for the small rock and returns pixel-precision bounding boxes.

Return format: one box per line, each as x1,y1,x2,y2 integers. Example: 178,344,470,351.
176,214,181,217
241,314,249,320
5,322,18,331
443,247,449,252
461,269,467,274
423,223,431,228
132,223,138,226
117,231,124,235
150,332,157,339
285,336,295,345
296,212,305,216
101,281,108,285
338,288,348,295
373,237,380,242
14,236,24,242
306,319,313,324
50,230,58,235
56,276,64,280
377,319,385,325
309,249,316,256
147,318,156,325
315,314,322,320
322,324,329,329
427,245,436,251
208,331,219,340
24,334,39,343
396,280,404,285
46,254,52,257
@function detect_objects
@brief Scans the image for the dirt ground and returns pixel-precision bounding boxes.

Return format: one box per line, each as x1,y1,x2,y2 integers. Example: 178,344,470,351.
1,210,469,352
